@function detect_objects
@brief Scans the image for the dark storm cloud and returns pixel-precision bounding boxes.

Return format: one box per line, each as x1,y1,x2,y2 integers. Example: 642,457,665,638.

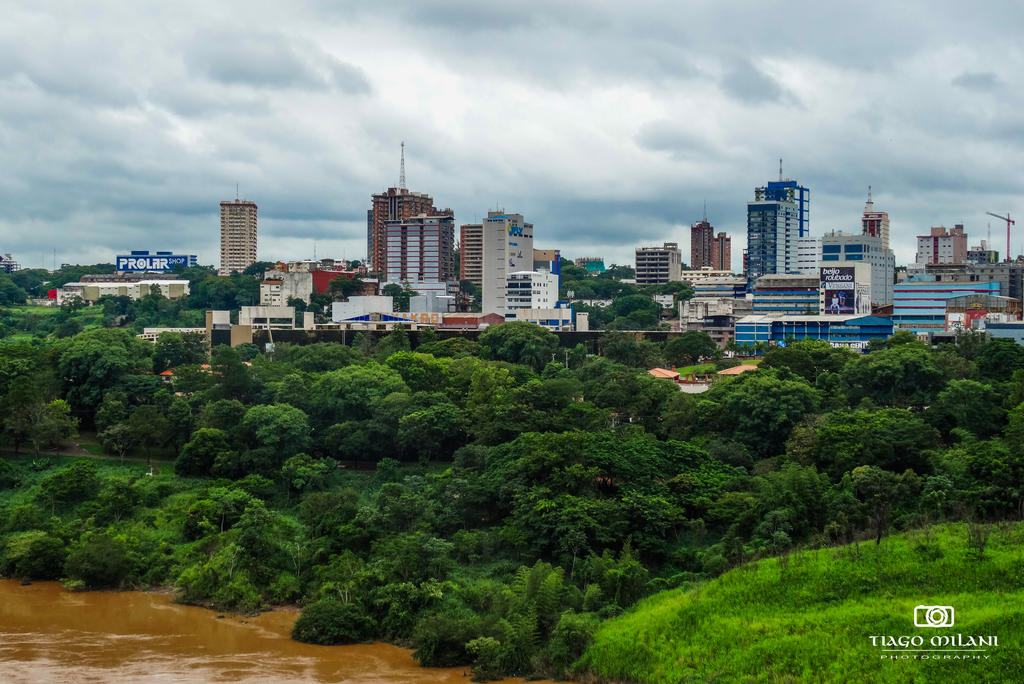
720,60,794,105
952,71,1000,92
635,121,716,159
185,33,370,93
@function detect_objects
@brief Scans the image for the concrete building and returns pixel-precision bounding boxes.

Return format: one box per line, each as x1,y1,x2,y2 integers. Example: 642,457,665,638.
239,306,314,331
58,279,190,305
945,294,1021,332
735,313,893,350
711,232,731,271
751,274,820,315
820,230,895,306
219,199,258,276
481,212,534,316
368,187,447,274
689,275,748,299
459,223,483,286
574,257,606,274
892,278,1001,333
384,213,455,286
533,249,561,279
680,296,753,346
635,242,682,285
260,270,313,306
691,219,714,269
512,305,576,332
916,225,968,265
746,192,800,285
909,262,1024,302
796,237,821,275
968,241,1000,265
331,296,395,321
506,270,559,318
861,189,890,250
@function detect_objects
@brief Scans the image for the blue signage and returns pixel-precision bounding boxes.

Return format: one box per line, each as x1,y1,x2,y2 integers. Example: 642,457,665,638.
116,251,196,272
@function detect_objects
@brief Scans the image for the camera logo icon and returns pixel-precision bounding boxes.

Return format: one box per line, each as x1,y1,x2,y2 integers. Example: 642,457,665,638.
914,605,954,628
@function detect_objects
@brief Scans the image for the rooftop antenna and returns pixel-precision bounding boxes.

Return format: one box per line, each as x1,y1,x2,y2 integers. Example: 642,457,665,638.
235,182,239,201
865,185,873,211
703,199,708,222
399,141,406,190
778,158,783,181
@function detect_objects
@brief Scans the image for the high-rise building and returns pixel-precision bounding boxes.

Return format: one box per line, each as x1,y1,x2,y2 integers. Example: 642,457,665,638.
369,189,440,274
459,223,484,287
746,165,811,286
635,242,683,285
861,187,890,250
691,219,714,269
219,199,257,276
367,145,447,274
915,225,968,265
710,232,731,271
481,212,534,316
820,230,895,306
384,214,455,286
746,193,799,286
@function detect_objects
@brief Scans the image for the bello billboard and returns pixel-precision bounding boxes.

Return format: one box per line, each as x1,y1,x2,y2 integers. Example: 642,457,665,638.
820,266,865,315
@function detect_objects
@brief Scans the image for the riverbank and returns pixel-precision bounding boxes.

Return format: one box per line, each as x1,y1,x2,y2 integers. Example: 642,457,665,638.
0,580,555,683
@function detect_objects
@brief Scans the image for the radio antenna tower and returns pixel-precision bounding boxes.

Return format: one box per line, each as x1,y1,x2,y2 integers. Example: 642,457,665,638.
399,141,406,190
778,158,783,181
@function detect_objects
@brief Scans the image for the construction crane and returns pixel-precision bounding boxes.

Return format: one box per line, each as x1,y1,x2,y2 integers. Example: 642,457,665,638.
986,212,1015,262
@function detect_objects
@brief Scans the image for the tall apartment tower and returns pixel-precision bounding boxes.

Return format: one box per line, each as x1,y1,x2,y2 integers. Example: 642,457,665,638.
746,164,811,286
690,219,714,268
746,194,799,286
367,144,442,273
219,198,258,276
711,232,732,271
481,212,533,316
861,186,890,250
459,223,484,287
915,225,968,265
384,214,456,286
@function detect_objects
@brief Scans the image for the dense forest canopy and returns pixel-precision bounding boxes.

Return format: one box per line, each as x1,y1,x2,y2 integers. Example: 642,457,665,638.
2,294,1024,679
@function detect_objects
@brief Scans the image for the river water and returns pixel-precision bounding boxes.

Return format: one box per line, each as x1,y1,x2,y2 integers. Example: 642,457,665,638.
0,581,554,683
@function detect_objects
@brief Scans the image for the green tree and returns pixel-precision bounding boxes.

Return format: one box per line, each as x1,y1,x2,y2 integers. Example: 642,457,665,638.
664,331,719,367
479,322,560,371
176,428,232,476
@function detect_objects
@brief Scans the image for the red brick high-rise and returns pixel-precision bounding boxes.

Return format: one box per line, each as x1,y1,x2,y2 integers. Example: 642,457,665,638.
367,188,442,274
690,219,714,268
711,232,732,270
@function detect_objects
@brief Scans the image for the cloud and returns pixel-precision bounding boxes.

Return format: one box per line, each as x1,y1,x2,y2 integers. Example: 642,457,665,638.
185,33,370,93
719,59,795,105
951,71,1000,92
2,2,1024,274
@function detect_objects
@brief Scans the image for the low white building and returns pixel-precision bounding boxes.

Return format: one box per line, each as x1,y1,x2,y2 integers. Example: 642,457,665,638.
512,306,574,331
331,296,395,322
506,270,558,319
58,279,190,305
239,306,314,330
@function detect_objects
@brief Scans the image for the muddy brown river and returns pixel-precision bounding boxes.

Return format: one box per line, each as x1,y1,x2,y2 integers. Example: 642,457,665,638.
0,580,556,683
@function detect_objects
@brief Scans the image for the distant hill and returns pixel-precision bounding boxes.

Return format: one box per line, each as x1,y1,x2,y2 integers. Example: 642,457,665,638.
577,523,1024,683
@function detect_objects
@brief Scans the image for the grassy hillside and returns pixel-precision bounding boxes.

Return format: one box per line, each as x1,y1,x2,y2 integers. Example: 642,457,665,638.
577,523,1024,683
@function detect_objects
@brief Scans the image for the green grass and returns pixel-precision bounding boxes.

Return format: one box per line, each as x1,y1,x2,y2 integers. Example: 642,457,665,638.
675,363,716,375
577,523,1024,683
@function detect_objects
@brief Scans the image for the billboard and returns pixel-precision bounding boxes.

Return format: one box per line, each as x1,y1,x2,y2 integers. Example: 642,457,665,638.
820,266,857,315
117,251,196,272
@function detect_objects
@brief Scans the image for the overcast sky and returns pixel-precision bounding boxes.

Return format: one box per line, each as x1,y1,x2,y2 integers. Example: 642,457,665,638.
1,1,1022,272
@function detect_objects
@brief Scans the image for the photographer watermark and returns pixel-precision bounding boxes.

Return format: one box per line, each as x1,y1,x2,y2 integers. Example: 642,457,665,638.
869,605,999,661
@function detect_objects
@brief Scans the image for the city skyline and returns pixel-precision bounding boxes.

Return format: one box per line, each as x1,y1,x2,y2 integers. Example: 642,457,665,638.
1,2,1022,271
